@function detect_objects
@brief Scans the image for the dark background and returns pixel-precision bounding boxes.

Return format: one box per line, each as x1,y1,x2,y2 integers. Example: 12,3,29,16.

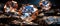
0,0,60,6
